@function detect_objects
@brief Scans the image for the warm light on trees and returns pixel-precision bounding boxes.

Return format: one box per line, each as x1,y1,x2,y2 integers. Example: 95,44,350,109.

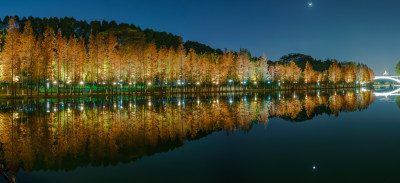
304,61,314,85
1,17,21,96
328,60,343,88
0,16,376,96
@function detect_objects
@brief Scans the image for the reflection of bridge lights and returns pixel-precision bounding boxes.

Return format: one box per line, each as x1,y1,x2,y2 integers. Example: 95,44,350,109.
374,88,400,96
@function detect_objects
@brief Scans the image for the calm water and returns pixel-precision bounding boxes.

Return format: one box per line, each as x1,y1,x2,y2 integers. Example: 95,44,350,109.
0,89,399,183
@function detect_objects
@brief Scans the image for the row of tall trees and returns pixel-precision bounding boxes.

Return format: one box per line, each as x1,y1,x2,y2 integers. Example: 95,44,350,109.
0,16,222,54
268,59,374,90
0,17,375,97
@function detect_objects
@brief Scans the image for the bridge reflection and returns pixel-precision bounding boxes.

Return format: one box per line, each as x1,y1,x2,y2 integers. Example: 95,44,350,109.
374,88,400,96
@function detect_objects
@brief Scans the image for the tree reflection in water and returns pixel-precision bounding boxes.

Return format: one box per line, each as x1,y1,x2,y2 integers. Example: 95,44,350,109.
0,90,375,179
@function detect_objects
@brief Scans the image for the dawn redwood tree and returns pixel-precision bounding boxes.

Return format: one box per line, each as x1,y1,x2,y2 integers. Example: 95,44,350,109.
144,41,158,93
166,46,178,91
41,27,55,96
328,60,343,88
286,60,301,90
88,33,106,93
304,61,314,88
75,38,87,93
132,43,144,93
1,17,21,97
236,52,250,90
55,30,67,96
344,64,356,87
184,48,195,90
157,46,168,92
20,20,36,95
104,33,118,93
258,55,270,89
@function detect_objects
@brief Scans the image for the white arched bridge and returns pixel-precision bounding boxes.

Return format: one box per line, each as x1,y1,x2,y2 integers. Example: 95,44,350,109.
374,76,400,84
374,75,400,96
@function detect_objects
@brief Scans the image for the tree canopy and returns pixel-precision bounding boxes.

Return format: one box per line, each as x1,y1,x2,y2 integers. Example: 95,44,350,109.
0,16,222,55
396,61,400,75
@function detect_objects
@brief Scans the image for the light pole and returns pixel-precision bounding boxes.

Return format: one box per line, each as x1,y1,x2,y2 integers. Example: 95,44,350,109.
80,81,84,95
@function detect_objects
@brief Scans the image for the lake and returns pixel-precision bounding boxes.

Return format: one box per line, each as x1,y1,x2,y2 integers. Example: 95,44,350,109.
0,88,399,183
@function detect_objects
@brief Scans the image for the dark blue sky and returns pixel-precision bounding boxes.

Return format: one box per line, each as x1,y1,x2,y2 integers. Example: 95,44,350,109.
2,0,400,74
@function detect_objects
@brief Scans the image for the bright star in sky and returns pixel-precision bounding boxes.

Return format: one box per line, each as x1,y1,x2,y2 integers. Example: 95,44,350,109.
308,2,313,7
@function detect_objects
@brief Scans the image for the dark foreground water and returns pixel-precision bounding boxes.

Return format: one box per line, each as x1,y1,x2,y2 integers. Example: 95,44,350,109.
0,89,399,183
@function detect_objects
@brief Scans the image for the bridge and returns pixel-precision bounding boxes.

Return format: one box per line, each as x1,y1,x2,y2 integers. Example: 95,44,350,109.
374,74,400,96
374,76,400,83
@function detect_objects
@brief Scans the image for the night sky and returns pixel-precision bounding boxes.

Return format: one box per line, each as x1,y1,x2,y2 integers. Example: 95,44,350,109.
2,0,400,74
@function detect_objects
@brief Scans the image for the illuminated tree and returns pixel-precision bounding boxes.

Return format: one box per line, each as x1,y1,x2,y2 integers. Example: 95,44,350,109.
328,60,343,88
344,64,356,87
41,27,55,95
258,55,270,88
88,33,106,93
144,41,158,92
286,60,301,89
304,61,314,88
20,21,36,95
1,17,21,96
236,52,250,88
55,30,67,95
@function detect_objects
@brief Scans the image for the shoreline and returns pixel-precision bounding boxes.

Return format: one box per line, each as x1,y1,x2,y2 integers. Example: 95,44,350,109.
0,86,374,100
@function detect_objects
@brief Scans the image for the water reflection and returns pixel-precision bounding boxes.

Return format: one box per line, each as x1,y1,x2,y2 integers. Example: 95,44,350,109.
0,90,375,180
374,87,400,96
